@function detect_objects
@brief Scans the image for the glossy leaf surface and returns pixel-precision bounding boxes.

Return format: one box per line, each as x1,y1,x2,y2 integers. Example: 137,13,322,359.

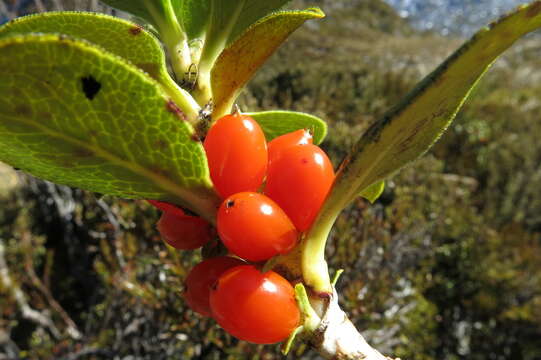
359,181,385,204
228,0,292,43
198,0,245,70
211,8,324,118
247,111,327,145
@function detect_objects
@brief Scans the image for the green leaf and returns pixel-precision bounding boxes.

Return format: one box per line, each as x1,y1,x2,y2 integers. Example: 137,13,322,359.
246,110,327,145
228,0,292,43
0,12,162,81
0,11,200,122
0,34,220,222
185,0,295,106
359,181,385,204
198,0,245,69
329,0,541,214
303,0,541,294
191,0,248,105
99,0,192,82
211,8,324,118
174,0,210,40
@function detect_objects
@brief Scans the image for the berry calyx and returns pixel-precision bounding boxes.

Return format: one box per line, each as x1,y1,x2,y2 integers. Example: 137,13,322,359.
217,192,299,262
184,256,245,317
204,112,267,198
265,144,335,231
210,265,300,344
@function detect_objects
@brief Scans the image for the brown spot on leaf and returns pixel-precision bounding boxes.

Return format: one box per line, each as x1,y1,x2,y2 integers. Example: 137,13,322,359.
191,133,201,142
57,34,72,49
154,139,167,150
500,30,513,39
398,117,431,152
61,160,75,168
74,148,94,158
433,73,447,87
526,2,541,18
150,166,171,178
136,62,160,80
166,100,187,121
35,79,53,95
39,112,52,121
15,104,32,116
12,88,23,98
129,25,143,35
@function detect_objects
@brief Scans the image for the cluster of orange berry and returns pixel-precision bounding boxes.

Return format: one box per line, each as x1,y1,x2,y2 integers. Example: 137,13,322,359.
150,111,335,344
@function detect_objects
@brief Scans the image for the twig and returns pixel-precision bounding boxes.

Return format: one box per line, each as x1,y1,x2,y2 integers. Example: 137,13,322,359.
0,328,21,360
0,239,61,340
50,0,63,11
96,199,125,268
58,347,114,360
89,0,99,12
22,233,82,340
0,1,15,21
309,287,399,360
32,0,46,13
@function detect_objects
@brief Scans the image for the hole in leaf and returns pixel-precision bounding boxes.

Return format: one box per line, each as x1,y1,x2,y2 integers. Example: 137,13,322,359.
81,75,101,100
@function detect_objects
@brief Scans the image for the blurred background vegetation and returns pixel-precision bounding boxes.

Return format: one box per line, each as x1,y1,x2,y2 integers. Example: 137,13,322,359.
1,0,541,359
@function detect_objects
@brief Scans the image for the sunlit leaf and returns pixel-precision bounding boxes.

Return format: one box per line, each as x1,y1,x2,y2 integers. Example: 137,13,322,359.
228,0,292,43
359,181,385,204
0,12,166,82
211,8,324,118
174,0,293,43
247,110,327,145
0,11,200,122
328,0,541,215
197,0,245,74
173,0,210,39
305,0,541,294
0,34,220,221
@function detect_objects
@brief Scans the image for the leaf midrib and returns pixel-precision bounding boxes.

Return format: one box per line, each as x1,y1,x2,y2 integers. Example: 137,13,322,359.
0,112,207,203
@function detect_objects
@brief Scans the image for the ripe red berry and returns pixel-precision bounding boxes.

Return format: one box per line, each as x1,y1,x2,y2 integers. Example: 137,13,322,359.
204,112,267,198
147,200,185,217
184,256,245,317
268,129,312,165
265,144,335,231
217,192,298,262
210,265,300,344
157,210,212,250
